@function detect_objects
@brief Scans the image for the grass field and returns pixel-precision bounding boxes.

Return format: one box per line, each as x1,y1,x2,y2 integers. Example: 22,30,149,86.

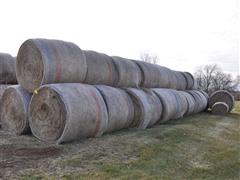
0,102,239,180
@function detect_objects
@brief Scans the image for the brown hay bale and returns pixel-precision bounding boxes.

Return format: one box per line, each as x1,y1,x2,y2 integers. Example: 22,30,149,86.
16,39,87,92
0,85,32,134
111,56,142,87
209,90,234,112
134,61,170,88
29,83,108,144
95,85,134,133
84,50,118,86
152,88,178,122
212,102,229,115
125,88,162,129
0,53,17,84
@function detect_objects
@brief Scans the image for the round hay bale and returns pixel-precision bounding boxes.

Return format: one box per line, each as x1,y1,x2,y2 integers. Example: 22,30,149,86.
211,102,229,115
0,85,32,135
0,53,17,84
209,90,234,112
170,90,188,119
125,88,162,129
181,72,194,90
180,91,195,115
133,60,169,88
84,50,118,86
152,88,178,123
111,56,142,87
187,90,208,113
95,85,134,133
16,39,87,92
29,83,108,144
173,71,187,90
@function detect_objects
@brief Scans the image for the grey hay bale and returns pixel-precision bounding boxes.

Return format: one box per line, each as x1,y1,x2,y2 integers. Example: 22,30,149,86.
173,71,187,90
0,85,32,135
84,50,118,86
112,56,142,87
152,88,178,123
209,90,234,112
134,60,170,88
211,102,229,115
181,72,195,90
125,88,162,129
95,85,134,133
0,53,17,84
180,91,195,115
170,90,188,119
16,39,87,92
0,85,12,127
187,90,208,113
29,83,108,144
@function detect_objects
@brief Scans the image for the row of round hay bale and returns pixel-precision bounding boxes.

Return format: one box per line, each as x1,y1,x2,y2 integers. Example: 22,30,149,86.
95,85,134,133
16,39,87,92
111,56,142,87
211,102,229,115
0,53,17,84
125,88,162,129
0,85,32,134
209,90,234,112
29,83,108,144
83,50,118,86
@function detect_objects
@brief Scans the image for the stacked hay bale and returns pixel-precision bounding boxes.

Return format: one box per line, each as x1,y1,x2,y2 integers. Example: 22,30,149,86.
0,53,18,127
1,38,209,144
209,90,235,115
1,85,32,134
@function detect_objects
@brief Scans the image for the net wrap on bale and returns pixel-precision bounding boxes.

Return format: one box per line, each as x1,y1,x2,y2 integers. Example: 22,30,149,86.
0,85,32,135
16,39,87,92
29,83,108,144
0,53,17,84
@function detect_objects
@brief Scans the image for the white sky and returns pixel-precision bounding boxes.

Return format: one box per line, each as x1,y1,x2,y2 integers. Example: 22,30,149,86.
0,0,239,77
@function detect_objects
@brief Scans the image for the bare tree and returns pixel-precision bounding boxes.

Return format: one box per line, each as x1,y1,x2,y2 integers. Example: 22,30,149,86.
194,64,239,94
140,53,159,64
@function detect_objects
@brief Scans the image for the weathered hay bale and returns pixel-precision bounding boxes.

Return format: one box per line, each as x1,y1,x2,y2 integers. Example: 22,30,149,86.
180,91,195,115
173,71,187,90
0,53,17,84
125,88,162,128
95,85,134,133
187,90,208,113
0,85,12,127
29,83,108,144
211,102,229,115
152,88,178,123
181,72,194,90
0,85,32,134
209,90,234,112
134,60,170,88
170,90,188,119
16,39,87,92
111,56,142,87
0,85,11,100
84,50,118,86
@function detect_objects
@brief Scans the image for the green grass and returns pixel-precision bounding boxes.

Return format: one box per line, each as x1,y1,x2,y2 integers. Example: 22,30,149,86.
19,102,240,180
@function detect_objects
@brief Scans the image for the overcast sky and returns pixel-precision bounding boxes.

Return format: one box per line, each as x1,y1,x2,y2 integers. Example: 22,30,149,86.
0,0,239,77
